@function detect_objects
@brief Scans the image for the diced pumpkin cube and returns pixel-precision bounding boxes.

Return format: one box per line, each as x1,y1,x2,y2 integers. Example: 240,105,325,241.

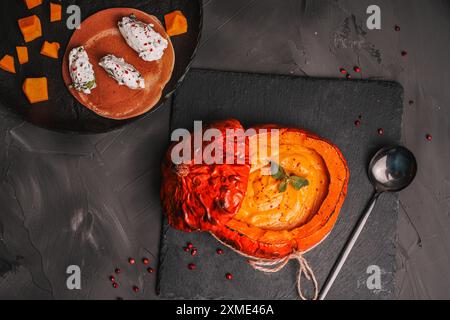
24,0,42,10
164,10,188,37
16,46,29,64
23,77,48,104
18,15,42,43
50,2,62,22
0,55,16,73
40,41,60,59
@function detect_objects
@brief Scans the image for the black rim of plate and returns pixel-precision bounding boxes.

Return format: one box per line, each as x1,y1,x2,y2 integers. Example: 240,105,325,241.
0,0,203,134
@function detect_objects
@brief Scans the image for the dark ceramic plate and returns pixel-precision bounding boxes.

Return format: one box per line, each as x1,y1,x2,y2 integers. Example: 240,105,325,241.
0,0,202,133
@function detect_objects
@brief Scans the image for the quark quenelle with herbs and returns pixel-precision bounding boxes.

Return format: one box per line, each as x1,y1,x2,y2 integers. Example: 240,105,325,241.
118,14,168,62
68,46,97,94
99,54,145,90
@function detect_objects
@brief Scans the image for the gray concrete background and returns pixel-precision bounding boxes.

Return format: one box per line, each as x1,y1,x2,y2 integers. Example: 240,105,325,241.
193,0,450,299
0,0,449,299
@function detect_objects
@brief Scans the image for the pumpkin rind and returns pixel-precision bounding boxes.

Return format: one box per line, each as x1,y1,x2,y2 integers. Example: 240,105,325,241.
161,119,251,232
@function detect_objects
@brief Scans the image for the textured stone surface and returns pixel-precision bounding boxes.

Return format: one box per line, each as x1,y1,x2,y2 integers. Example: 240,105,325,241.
158,69,402,300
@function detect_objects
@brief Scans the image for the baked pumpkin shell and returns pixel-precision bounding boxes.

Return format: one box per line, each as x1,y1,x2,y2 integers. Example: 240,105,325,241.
161,121,349,260
210,126,349,259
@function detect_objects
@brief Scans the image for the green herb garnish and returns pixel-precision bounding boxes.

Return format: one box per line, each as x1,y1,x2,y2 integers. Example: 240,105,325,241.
70,79,96,91
271,162,309,193
85,80,96,89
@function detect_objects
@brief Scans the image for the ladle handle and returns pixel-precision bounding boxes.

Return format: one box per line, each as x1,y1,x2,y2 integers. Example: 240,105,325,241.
319,192,381,300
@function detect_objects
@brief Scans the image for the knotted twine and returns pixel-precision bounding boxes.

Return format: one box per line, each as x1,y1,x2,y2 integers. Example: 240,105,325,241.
212,234,319,300
248,252,318,300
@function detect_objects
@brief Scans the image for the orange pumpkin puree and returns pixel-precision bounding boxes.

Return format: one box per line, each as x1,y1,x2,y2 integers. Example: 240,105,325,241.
224,128,348,252
234,132,329,231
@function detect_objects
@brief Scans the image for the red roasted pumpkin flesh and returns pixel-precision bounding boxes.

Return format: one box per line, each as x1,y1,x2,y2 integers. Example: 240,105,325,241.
161,119,250,231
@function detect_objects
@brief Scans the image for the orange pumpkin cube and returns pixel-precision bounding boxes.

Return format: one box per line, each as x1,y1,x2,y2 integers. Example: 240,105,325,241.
40,41,60,59
0,55,16,73
23,77,49,104
24,0,42,10
164,10,188,36
50,2,62,22
18,15,42,43
16,46,29,64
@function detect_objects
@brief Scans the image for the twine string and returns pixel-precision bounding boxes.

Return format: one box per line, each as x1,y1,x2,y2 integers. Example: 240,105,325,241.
248,252,318,300
210,233,319,300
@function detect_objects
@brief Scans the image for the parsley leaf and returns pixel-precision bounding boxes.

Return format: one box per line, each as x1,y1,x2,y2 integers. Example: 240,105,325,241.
289,176,309,190
271,162,286,180
279,180,288,193
271,163,309,193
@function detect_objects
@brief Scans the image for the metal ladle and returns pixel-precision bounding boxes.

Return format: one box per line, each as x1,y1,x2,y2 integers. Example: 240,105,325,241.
319,146,417,300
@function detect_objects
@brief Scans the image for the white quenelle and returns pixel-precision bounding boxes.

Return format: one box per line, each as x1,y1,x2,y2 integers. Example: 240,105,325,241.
68,46,97,94
99,54,145,90
118,14,168,62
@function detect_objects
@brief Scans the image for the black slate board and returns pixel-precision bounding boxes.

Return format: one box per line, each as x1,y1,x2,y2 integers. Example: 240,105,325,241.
158,69,403,300
0,0,201,133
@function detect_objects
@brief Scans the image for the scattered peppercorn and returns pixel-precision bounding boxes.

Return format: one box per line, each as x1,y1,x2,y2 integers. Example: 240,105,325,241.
191,248,198,256
128,258,136,265
426,134,432,141
115,268,121,274
216,248,224,255
377,128,384,135
394,25,400,31
339,68,347,75
147,267,155,274
188,263,196,270
401,50,408,57
226,273,233,280
112,283,119,289
132,286,139,293
353,66,361,73
142,258,149,265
